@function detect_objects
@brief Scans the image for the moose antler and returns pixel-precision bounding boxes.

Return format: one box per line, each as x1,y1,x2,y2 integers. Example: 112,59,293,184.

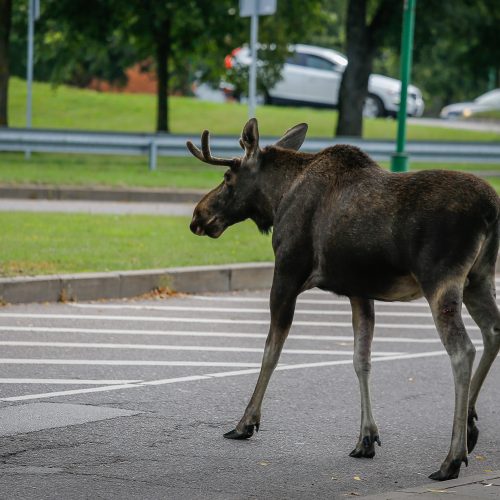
186,130,236,167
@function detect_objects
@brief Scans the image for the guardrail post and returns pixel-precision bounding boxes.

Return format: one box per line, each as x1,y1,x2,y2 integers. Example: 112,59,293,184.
148,140,157,171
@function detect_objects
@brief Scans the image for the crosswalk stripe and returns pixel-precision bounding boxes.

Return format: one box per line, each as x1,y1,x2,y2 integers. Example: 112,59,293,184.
0,313,479,330
0,325,439,342
0,378,142,385
0,359,264,367
0,340,402,356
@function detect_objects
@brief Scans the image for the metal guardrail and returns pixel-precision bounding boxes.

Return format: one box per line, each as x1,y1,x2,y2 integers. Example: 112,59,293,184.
1,127,500,170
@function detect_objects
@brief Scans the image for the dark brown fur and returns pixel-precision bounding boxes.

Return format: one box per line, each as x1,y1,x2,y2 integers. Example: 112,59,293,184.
188,119,500,482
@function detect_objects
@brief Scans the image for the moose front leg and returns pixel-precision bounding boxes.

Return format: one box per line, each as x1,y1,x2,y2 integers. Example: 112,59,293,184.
224,275,299,440
348,297,381,459
427,285,476,481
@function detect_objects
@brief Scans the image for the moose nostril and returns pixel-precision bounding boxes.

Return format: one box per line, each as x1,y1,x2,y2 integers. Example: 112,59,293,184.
189,220,198,234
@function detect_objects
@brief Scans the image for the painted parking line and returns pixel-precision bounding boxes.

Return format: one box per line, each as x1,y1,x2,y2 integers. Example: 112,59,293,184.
68,302,485,321
0,347,484,403
0,313,480,330
0,359,265,367
0,325,441,342
68,302,443,318
0,378,142,385
188,295,500,307
0,326,484,345
0,340,402,356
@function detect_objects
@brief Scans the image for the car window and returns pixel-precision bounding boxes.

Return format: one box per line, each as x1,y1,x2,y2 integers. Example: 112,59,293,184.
303,54,335,72
286,52,306,66
475,90,500,106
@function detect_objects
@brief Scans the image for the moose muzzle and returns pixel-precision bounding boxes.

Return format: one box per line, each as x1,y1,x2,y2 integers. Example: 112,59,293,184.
190,212,225,238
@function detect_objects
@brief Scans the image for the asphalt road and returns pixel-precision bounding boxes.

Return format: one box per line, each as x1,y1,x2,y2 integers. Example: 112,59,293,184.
0,284,499,499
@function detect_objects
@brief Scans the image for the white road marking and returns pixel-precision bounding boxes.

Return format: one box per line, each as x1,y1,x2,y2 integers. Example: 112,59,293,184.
69,302,445,318
0,378,142,385
0,313,480,330
0,325,426,342
0,326,484,345
0,348,484,403
192,295,429,307
0,359,264,367
188,295,500,308
0,340,402,356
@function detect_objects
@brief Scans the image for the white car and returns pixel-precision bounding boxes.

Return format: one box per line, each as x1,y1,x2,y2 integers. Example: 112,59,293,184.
225,44,425,118
440,89,500,120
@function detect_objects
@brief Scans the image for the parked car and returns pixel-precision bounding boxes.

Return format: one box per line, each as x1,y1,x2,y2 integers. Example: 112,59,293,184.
440,89,500,120
223,44,425,118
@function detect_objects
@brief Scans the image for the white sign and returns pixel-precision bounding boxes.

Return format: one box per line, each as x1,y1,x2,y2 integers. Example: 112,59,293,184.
240,0,277,17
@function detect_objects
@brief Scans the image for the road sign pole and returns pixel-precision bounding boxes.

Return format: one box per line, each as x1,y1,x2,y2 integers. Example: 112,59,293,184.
248,1,259,119
390,0,416,173
25,0,35,158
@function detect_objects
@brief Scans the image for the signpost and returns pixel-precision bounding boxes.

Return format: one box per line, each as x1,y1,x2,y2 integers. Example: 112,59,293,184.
26,0,40,158
390,0,416,172
239,0,277,119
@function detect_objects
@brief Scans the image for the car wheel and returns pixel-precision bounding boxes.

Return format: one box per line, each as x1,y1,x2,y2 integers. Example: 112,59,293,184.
363,94,385,118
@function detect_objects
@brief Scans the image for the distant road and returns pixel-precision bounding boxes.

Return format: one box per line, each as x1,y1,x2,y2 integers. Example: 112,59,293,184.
408,117,500,133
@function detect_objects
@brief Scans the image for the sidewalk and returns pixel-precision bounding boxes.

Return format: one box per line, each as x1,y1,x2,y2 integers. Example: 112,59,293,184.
0,198,195,216
363,470,500,499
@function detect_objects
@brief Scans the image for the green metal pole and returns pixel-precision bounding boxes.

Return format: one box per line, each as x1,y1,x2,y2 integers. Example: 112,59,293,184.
391,0,416,172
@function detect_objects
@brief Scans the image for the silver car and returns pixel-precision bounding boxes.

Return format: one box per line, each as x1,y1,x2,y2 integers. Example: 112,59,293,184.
440,89,500,120
225,44,425,118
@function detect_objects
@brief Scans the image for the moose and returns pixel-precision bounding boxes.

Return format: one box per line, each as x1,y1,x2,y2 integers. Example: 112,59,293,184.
187,118,500,481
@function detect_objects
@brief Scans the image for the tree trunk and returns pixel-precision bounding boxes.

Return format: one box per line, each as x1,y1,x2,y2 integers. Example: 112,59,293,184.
0,0,12,127
155,19,171,132
335,0,374,137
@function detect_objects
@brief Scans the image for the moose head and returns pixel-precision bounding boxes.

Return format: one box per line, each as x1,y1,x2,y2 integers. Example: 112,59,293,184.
187,118,308,238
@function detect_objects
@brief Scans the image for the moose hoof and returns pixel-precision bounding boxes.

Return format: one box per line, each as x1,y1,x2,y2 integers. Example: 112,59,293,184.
467,410,479,453
349,435,381,459
223,423,259,440
429,457,467,481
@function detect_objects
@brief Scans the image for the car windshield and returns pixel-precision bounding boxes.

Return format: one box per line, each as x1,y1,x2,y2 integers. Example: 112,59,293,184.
474,89,500,106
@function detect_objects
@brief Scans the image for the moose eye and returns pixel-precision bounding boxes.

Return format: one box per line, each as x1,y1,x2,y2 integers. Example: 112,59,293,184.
224,171,232,183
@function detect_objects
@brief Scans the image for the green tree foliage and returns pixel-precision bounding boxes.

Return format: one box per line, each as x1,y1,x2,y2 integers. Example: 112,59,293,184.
411,0,500,114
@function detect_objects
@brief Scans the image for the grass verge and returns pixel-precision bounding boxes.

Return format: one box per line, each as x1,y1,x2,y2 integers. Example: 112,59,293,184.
0,213,273,277
0,152,499,191
8,77,500,141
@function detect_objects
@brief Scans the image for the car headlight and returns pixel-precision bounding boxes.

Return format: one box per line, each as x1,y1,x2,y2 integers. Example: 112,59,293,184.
462,108,472,118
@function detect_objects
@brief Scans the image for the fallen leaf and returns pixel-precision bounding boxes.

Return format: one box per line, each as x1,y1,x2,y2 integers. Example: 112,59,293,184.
475,455,486,461
353,475,361,481
484,469,493,472
258,461,269,466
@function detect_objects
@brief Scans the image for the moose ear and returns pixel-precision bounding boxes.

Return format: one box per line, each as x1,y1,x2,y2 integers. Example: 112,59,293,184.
241,118,260,155
274,123,308,151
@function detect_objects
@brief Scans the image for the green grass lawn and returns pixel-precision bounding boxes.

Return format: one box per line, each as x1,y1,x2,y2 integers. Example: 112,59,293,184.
0,213,273,277
0,152,499,190
7,77,500,141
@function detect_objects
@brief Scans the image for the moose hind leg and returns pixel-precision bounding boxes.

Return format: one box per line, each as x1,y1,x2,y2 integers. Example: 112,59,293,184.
224,274,299,440
463,275,500,453
427,284,476,481
348,298,381,459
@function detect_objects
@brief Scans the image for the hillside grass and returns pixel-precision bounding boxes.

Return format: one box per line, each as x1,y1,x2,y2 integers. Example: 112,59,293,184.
7,77,500,141
0,213,273,277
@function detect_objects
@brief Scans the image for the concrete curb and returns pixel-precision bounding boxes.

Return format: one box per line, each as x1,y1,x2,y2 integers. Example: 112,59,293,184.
0,184,205,203
0,263,275,304
361,470,500,499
